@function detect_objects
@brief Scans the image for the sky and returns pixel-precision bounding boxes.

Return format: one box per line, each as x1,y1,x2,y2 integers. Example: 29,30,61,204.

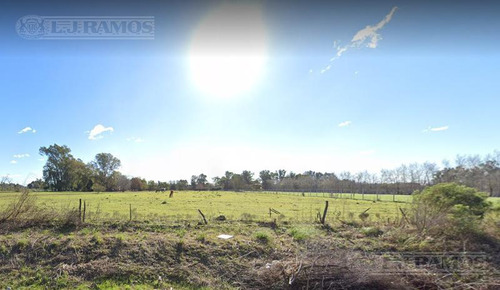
1,0,500,184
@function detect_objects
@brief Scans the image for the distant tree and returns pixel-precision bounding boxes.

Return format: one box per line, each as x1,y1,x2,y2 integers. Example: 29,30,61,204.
116,174,131,191
70,159,94,191
27,179,46,190
196,173,208,190
231,174,244,191
39,144,76,191
92,183,106,193
130,177,143,191
259,170,276,190
219,171,233,190
177,179,189,190
277,169,287,181
190,175,197,189
147,180,157,191
241,170,254,185
158,181,169,190
0,176,12,191
90,153,121,191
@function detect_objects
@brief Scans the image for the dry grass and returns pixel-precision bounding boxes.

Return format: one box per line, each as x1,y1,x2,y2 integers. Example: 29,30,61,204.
0,190,80,231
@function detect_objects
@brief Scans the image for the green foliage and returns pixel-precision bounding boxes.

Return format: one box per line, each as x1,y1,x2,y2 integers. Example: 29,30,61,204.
288,227,311,242
360,226,383,237
92,183,106,193
254,231,271,244
90,153,122,191
414,183,491,218
412,183,492,235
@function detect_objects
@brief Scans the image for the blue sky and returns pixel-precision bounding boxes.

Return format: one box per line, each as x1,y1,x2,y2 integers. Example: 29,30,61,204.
1,0,499,184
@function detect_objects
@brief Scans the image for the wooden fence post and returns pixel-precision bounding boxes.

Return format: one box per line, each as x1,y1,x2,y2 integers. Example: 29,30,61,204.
83,201,86,223
320,201,329,225
79,199,82,222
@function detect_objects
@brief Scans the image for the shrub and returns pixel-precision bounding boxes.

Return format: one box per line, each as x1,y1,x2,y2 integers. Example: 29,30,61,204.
360,226,383,237
411,183,491,235
254,231,271,244
288,227,310,242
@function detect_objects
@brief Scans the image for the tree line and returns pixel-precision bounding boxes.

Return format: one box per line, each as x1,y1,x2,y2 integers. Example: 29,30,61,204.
7,144,498,197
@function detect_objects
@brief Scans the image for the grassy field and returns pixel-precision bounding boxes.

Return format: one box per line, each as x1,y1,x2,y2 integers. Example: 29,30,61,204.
0,190,498,224
0,191,418,224
0,190,499,289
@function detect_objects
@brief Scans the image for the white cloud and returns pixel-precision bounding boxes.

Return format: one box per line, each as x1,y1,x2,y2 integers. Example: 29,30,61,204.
38,158,45,162
10,160,17,164
13,154,30,158
338,121,352,127
423,126,449,133
351,6,398,48
319,6,398,73
88,124,114,140
18,127,36,134
126,137,145,143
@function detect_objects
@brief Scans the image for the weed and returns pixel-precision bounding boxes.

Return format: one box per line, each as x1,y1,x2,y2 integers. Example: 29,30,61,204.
360,226,383,237
289,227,310,242
254,231,271,244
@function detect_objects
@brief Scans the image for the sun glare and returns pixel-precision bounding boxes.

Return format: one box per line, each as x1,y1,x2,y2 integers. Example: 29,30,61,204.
188,2,268,99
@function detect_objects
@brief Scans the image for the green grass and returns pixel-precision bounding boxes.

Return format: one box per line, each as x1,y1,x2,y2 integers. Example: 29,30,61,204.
0,191,413,223
0,190,498,289
0,190,498,224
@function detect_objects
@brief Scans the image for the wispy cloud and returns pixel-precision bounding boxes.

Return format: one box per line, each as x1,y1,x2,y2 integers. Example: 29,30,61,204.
88,124,114,140
320,6,398,74
13,154,30,158
351,6,398,49
338,121,352,127
423,126,449,133
18,127,36,134
10,160,17,164
126,137,145,143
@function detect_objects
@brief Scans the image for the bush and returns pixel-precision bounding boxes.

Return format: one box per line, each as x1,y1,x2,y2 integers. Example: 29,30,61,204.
411,183,491,235
288,227,311,242
254,231,271,244
360,226,383,237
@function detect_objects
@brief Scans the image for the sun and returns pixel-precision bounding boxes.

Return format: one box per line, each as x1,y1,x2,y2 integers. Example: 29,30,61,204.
188,2,268,99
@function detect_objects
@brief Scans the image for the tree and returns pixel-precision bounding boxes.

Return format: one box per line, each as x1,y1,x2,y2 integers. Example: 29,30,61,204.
147,180,157,191
177,179,189,190
90,153,121,191
70,159,94,191
259,170,275,190
130,177,143,191
27,179,46,190
1,176,13,191
241,170,254,185
39,144,76,191
116,174,131,191
195,173,208,190
277,169,287,181
231,174,244,191
190,175,197,190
